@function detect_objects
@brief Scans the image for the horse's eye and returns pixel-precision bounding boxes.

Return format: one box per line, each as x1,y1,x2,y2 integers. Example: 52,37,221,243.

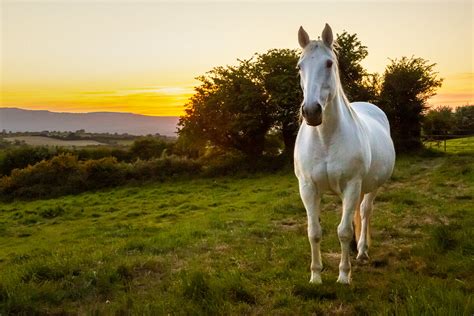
296,65,301,70
326,60,333,68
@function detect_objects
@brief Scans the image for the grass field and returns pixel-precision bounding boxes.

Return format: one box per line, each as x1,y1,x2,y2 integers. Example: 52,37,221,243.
2,136,107,147
424,136,474,154
0,151,473,314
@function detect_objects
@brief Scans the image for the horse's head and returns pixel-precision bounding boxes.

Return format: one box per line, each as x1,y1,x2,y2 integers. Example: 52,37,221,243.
297,24,338,127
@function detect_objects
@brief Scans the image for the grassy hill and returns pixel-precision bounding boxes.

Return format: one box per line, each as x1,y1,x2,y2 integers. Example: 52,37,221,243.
0,152,472,314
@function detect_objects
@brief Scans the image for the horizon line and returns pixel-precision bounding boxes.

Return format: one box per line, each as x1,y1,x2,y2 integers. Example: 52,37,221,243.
0,107,181,117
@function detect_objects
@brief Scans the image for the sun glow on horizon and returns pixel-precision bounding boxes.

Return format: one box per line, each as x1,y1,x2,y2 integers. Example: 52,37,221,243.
0,85,196,116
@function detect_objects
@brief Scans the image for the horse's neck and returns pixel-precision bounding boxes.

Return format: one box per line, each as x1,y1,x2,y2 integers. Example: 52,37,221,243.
318,88,355,140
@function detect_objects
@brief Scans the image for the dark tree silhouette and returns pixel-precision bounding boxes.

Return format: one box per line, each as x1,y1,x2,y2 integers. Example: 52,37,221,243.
379,57,442,151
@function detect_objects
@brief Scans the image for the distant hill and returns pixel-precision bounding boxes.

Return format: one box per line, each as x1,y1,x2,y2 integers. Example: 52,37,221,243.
0,108,179,136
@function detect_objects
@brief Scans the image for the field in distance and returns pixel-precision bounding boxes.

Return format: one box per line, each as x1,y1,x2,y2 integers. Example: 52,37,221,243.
2,136,107,147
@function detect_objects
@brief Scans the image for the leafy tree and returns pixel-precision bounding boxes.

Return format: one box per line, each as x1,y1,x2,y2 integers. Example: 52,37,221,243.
255,49,302,155
178,32,406,157
336,31,379,103
423,106,454,136
130,137,168,160
378,57,442,151
178,60,271,157
453,105,474,134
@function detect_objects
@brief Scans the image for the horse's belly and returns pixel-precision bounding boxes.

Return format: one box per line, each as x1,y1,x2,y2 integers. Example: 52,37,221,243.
361,148,395,192
352,102,396,193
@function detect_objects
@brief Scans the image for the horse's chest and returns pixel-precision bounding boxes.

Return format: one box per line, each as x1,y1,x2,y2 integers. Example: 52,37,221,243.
297,145,364,194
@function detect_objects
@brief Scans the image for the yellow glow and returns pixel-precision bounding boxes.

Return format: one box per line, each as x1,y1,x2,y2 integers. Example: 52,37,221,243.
429,73,474,107
1,86,195,116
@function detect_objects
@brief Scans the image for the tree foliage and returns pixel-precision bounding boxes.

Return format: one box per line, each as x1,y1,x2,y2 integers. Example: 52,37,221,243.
453,105,474,134
255,49,301,154
336,31,379,103
178,36,372,157
178,60,271,157
179,34,445,156
423,106,454,135
130,137,168,160
423,105,474,136
379,57,442,151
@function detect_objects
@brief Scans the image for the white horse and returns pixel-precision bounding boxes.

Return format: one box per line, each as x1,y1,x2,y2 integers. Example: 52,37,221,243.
294,24,396,284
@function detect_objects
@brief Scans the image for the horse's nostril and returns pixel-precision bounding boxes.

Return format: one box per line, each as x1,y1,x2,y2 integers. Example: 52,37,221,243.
302,107,307,116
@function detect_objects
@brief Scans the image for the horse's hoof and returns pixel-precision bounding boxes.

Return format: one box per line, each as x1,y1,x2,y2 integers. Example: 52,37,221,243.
356,251,370,261
336,273,351,284
309,274,322,284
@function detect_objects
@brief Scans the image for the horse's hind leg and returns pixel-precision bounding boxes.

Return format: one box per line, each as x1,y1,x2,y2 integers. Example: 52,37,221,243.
357,191,377,260
337,181,362,284
351,193,364,252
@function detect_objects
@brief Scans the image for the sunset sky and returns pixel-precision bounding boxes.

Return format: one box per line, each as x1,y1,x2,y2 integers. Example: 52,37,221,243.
1,0,473,116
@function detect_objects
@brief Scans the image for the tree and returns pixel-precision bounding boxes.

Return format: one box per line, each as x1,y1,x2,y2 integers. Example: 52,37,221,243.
423,106,454,136
378,57,442,151
255,49,302,155
130,137,168,160
178,60,271,158
178,34,381,158
336,31,379,103
453,105,474,134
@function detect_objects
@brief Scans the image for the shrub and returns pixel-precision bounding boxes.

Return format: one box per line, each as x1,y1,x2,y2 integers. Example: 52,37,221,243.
0,154,84,200
0,154,202,200
0,146,54,176
200,149,288,177
130,137,170,160
75,147,131,162
82,157,126,189
131,156,202,181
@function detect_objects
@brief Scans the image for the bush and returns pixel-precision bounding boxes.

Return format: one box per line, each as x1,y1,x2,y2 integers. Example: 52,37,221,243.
0,154,84,200
74,147,131,162
0,146,54,176
0,146,288,201
131,156,202,181
82,157,126,189
200,149,288,177
130,137,170,160
0,154,202,201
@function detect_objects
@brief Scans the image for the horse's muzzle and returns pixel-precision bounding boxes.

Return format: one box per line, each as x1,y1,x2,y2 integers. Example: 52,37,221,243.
302,104,322,126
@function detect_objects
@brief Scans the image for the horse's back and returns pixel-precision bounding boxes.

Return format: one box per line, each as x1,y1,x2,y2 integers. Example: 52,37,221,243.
351,102,395,192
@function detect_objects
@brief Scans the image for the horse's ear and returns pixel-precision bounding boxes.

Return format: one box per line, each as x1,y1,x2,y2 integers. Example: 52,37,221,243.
298,26,310,49
322,23,333,48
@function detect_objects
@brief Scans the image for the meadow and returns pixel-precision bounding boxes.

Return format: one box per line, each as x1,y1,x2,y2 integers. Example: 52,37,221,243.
424,136,474,154
0,148,472,314
3,136,107,147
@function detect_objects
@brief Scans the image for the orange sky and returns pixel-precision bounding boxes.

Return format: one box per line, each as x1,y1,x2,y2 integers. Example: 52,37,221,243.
1,1,473,116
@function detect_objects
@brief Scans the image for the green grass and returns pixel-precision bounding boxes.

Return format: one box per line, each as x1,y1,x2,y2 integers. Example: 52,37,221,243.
424,136,474,154
0,152,473,314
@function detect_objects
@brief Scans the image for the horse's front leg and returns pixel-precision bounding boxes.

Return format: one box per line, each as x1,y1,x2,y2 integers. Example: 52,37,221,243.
298,180,322,284
337,181,362,284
